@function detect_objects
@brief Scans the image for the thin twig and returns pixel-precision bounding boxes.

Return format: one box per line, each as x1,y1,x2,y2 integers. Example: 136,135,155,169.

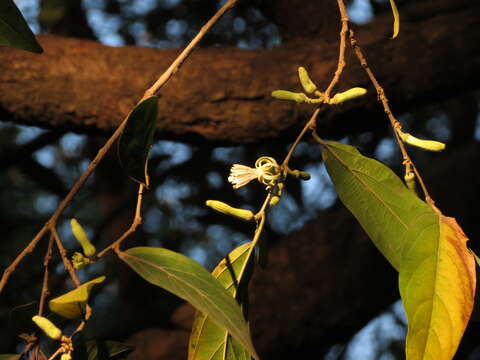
97,183,145,257
39,234,55,316
323,0,350,101
0,0,239,294
52,228,80,287
347,27,433,203
145,0,238,97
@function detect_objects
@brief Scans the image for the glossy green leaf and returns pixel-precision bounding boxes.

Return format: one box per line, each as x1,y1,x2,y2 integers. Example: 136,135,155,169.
0,355,21,360
319,140,434,270
49,276,106,319
117,96,158,187
119,247,259,360
400,215,475,359
389,0,400,39
86,340,134,360
189,242,254,360
0,0,43,53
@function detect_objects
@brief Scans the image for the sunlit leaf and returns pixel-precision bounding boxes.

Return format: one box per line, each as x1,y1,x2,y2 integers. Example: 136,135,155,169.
0,0,43,53
119,247,259,360
0,355,21,360
189,242,254,360
86,339,134,360
319,140,433,270
117,96,158,187
400,215,476,359
49,276,106,319
389,0,400,39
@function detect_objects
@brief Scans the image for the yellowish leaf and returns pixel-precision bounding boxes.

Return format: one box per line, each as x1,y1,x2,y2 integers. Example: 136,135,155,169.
400,215,476,360
49,276,106,319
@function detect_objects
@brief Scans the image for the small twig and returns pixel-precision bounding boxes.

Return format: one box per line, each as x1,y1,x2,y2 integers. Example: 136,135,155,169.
282,107,323,168
323,0,350,101
52,228,80,287
38,234,55,316
347,27,433,203
47,347,62,360
97,183,145,257
145,0,238,97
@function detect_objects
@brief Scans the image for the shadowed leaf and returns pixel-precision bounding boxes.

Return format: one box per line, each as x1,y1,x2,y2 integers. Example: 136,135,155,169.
49,276,106,319
0,0,43,53
0,355,21,360
118,96,158,187
319,140,432,270
119,247,259,360
189,242,254,360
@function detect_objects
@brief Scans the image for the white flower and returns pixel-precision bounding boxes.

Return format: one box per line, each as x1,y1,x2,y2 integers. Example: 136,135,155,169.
228,156,281,189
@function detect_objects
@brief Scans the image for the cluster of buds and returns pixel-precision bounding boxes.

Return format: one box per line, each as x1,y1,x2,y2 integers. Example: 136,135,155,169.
271,66,367,105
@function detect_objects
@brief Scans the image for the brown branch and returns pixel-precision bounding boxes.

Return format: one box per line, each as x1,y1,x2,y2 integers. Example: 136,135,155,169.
38,235,55,316
52,228,80,286
0,0,477,143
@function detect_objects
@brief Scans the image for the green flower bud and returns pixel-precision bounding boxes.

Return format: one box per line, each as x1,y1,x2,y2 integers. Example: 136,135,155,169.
72,252,91,270
404,172,418,195
400,133,446,152
329,87,367,104
290,169,311,180
71,219,96,257
298,67,317,94
271,90,307,104
206,200,254,221
269,195,281,206
32,315,62,340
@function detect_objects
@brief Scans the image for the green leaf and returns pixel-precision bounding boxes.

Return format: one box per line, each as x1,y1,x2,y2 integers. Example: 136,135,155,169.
319,140,434,270
117,96,158,187
119,247,259,360
400,215,475,359
86,340,134,360
189,242,254,360
389,0,400,39
0,355,21,360
0,0,43,53
49,276,106,319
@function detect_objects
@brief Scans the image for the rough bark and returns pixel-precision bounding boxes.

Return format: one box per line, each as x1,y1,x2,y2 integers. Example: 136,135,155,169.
0,0,478,144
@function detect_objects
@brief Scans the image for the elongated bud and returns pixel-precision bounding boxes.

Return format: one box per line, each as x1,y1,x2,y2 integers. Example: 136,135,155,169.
71,219,96,257
400,133,446,152
32,316,62,340
206,200,254,221
298,67,317,94
271,90,307,104
269,195,281,206
329,87,367,104
290,169,311,180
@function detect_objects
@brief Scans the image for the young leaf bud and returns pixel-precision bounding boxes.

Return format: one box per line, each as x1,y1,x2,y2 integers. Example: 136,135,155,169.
329,87,367,104
404,172,418,195
298,67,317,94
72,252,90,270
271,90,307,104
269,195,281,206
206,200,254,221
32,316,62,340
60,353,72,360
71,219,96,257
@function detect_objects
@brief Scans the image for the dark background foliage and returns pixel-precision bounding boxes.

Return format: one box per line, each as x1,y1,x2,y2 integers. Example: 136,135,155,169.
1,0,479,359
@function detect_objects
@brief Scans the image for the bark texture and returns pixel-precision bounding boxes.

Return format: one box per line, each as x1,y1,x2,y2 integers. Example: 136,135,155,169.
0,0,478,144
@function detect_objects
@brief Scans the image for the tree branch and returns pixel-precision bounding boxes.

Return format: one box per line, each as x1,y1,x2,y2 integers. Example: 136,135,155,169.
0,0,478,144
